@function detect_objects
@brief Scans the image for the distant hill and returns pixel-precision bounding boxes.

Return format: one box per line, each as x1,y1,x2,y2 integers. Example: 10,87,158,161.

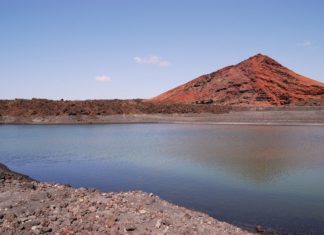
149,54,324,106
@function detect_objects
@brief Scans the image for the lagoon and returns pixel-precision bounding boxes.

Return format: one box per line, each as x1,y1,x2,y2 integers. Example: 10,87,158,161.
1,124,324,234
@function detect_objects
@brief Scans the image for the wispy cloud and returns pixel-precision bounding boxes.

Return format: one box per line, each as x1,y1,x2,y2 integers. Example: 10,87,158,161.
297,41,312,47
95,75,111,82
134,55,170,67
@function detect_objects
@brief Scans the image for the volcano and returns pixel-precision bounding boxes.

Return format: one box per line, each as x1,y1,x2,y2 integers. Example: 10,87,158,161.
149,54,324,106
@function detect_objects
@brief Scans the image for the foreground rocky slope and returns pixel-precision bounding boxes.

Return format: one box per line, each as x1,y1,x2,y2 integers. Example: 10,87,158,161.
150,54,324,106
0,163,253,235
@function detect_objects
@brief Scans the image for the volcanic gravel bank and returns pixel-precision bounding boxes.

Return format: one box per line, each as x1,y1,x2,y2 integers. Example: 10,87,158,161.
0,163,254,235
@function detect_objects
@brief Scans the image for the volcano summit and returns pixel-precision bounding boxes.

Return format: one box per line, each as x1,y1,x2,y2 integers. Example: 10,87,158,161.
150,54,324,106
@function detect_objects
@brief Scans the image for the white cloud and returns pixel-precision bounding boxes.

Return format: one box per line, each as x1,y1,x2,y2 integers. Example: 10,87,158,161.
95,75,111,82
297,41,312,47
134,55,170,67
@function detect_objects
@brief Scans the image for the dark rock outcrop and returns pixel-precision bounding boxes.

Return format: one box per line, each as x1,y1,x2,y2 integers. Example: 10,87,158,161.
0,163,32,182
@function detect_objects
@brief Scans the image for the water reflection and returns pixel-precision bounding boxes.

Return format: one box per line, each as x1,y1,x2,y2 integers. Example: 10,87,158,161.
172,125,324,185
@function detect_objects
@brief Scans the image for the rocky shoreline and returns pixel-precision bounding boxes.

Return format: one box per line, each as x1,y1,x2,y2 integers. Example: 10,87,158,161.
0,163,254,235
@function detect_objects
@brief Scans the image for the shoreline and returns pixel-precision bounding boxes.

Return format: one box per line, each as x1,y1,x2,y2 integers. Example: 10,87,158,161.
2,121,324,126
1,109,324,126
0,163,255,234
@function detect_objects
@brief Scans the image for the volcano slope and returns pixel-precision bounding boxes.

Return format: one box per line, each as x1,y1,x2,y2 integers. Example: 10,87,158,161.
149,54,324,106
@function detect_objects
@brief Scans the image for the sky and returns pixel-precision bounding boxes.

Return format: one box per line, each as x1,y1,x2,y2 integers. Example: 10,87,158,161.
1,0,324,100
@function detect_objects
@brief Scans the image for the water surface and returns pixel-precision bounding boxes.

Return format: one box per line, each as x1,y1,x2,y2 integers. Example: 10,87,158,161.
1,124,324,234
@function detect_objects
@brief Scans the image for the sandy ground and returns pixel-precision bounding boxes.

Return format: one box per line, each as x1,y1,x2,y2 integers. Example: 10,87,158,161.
0,163,255,235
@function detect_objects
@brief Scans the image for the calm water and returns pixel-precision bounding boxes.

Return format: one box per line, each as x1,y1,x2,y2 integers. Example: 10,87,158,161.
1,124,324,234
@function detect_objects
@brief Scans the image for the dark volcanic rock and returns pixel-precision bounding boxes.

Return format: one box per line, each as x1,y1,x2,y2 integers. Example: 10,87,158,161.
0,99,230,122
0,163,33,182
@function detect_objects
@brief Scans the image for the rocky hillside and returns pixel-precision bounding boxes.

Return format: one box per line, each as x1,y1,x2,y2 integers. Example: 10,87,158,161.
149,54,324,106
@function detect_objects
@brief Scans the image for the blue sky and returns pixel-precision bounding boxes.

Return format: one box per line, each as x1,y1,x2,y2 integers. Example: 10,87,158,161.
1,0,323,100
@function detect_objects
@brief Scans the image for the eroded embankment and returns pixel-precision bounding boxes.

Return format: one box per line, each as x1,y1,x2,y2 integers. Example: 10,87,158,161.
1,99,324,125
1,109,324,125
